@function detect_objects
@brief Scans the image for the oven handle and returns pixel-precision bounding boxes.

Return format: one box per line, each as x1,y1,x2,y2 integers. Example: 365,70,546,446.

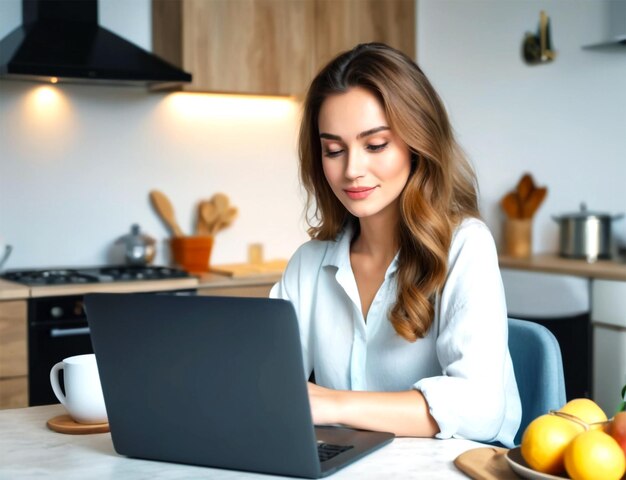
50,327,91,338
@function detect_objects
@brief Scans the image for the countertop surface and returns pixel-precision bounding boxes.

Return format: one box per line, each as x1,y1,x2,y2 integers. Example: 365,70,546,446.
1,404,483,479
0,278,30,300
5,254,625,300
0,270,282,301
499,253,626,281
0,277,200,301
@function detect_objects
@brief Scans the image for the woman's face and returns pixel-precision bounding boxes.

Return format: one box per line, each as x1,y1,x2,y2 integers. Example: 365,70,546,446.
318,87,411,221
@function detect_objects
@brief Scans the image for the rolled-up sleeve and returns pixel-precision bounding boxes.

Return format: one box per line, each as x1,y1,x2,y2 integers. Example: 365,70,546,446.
414,222,520,444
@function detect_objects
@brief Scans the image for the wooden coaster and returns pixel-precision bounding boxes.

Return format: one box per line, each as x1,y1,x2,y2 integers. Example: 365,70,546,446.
454,446,512,480
46,414,109,435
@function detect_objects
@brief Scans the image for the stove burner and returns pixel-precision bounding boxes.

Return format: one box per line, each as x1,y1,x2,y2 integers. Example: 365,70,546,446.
1,265,191,286
97,266,190,281
1,269,100,286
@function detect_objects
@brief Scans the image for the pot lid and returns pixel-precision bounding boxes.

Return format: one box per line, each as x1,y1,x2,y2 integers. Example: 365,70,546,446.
555,203,621,220
115,224,155,248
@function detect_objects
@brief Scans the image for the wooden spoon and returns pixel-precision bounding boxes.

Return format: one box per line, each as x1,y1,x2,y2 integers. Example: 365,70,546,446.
211,206,238,235
223,206,238,224
211,193,230,217
149,190,184,237
501,192,521,219
516,174,535,205
195,203,209,235
522,187,548,219
200,201,219,235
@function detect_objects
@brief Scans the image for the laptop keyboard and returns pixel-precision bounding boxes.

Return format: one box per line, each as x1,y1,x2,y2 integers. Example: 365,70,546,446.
317,442,353,462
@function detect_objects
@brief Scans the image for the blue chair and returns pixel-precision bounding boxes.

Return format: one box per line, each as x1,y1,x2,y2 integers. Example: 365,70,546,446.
508,318,567,446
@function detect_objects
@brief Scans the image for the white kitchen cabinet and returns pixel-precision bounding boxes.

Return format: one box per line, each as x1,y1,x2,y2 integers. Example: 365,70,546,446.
592,279,626,415
500,269,590,317
500,269,591,400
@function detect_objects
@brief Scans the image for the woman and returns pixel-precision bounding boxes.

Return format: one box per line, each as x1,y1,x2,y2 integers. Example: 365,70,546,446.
270,43,521,447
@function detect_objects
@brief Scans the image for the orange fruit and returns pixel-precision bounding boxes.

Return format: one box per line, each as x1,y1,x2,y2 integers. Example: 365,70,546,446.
564,430,626,480
609,411,626,456
559,398,607,429
521,413,585,474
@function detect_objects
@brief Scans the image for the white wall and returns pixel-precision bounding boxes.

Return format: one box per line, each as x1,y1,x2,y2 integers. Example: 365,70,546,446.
0,0,309,269
1,0,625,270
417,0,626,253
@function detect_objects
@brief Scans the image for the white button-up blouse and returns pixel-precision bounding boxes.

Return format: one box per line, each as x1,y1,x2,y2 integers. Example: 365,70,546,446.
270,217,521,447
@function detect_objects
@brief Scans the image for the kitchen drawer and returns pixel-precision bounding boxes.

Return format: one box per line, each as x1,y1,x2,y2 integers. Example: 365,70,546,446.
0,300,27,378
0,376,28,409
592,279,626,328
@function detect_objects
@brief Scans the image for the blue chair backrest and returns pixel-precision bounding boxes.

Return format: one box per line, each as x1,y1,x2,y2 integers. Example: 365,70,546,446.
508,318,567,446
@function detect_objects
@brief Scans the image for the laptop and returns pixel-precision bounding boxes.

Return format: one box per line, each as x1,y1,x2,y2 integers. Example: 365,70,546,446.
84,293,394,478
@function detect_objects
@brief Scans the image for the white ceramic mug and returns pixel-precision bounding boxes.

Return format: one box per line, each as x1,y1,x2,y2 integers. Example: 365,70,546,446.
49,353,108,424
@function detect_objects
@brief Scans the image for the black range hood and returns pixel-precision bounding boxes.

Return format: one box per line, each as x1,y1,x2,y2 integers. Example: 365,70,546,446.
0,0,191,87
582,2,626,50
582,35,626,50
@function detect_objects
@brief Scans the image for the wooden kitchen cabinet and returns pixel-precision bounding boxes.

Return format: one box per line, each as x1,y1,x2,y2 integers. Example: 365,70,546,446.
313,0,416,72
153,0,314,95
152,0,415,96
0,300,28,409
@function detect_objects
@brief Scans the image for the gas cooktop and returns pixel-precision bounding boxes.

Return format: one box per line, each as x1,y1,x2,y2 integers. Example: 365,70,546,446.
0,265,191,286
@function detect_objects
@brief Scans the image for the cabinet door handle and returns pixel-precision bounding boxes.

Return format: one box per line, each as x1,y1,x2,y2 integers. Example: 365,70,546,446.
50,327,91,338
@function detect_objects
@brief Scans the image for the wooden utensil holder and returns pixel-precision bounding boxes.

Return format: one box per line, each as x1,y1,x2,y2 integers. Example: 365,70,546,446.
171,236,214,273
504,219,532,258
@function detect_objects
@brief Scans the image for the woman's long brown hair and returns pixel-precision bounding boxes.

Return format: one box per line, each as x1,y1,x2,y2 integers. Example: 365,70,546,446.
299,43,480,341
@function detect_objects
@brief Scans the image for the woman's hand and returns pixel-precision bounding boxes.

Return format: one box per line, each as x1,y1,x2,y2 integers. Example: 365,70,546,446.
306,382,440,437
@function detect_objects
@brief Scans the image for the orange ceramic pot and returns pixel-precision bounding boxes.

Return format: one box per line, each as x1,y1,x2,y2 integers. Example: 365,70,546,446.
170,236,214,273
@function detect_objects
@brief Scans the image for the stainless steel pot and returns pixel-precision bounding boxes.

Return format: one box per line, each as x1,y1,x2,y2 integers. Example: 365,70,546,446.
552,204,624,262
113,224,156,266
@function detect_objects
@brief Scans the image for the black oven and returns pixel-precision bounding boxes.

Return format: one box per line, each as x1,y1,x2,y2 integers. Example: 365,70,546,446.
28,295,93,406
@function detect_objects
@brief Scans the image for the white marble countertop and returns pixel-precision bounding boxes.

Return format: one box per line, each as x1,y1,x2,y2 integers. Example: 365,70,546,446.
0,404,486,479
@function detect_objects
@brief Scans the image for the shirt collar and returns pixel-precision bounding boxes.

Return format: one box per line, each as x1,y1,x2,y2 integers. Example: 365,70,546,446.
321,222,354,270
387,252,400,278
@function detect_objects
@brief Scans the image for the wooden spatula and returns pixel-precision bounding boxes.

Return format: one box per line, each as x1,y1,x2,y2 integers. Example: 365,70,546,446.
516,174,535,205
211,206,238,235
149,190,184,237
522,187,548,219
501,192,521,219
211,193,230,217
195,202,209,235
200,201,219,235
